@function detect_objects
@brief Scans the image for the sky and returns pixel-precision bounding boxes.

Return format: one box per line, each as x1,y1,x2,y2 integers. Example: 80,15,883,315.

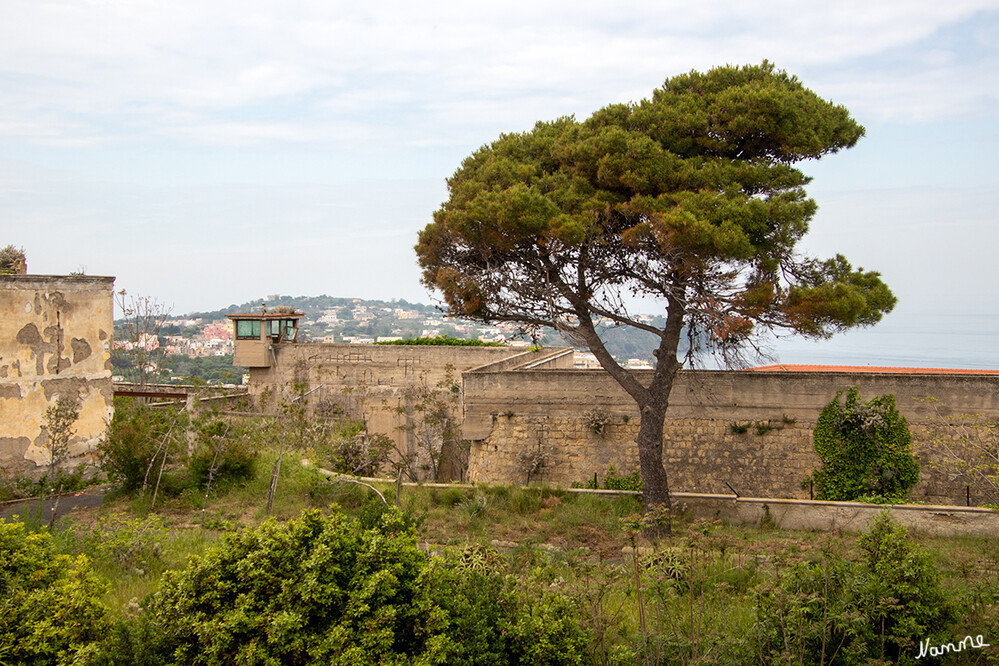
2,1,998,367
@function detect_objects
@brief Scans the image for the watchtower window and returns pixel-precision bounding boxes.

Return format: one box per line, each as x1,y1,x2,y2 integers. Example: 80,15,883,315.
267,319,299,342
236,320,261,340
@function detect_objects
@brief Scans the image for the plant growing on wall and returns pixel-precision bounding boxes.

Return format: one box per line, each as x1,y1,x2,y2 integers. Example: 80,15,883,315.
812,387,919,502
583,407,612,436
0,244,26,273
416,62,895,531
516,441,558,485
43,394,80,484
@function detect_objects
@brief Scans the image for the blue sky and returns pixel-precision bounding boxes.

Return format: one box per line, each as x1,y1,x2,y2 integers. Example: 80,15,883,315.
2,1,998,366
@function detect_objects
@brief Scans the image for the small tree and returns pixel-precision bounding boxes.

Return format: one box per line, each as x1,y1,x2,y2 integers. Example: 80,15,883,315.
112,290,171,387
43,394,80,485
298,396,392,478
394,366,466,482
812,387,918,502
921,398,999,507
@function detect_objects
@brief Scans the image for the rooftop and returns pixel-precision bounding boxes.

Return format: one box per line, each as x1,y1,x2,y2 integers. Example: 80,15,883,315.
747,364,999,375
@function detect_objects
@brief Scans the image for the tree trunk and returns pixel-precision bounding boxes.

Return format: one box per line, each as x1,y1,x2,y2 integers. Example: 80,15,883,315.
636,402,672,537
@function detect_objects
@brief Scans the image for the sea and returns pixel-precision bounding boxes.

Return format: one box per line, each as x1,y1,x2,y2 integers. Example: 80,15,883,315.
762,312,999,370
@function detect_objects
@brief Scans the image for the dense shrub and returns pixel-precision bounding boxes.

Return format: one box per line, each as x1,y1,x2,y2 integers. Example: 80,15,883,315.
144,509,426,665
755,512,954,665
422,547,590,666
118,508,590,666
75,614,173,666
187,418,258,488
101,398,189,493
812,387,919,502
0,519,110,665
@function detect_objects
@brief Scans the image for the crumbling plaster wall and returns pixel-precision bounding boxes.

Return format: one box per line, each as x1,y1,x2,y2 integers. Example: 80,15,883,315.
0,275,115,477
463,368,999,506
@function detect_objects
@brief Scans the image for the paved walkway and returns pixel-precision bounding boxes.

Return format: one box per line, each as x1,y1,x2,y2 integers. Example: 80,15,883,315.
0,485,111,523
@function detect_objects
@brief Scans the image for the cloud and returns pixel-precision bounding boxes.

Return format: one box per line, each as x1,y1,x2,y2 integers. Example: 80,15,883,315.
1,0,996,149
2,0,997,333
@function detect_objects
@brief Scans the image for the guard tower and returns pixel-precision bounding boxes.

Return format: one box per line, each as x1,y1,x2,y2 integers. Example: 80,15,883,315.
228,309,304,367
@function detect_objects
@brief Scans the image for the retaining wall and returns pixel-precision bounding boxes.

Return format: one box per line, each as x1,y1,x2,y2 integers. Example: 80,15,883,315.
464,367,999,506
245,344,569,478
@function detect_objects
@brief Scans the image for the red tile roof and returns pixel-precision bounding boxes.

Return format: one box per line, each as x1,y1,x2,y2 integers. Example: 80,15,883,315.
746,364,999,375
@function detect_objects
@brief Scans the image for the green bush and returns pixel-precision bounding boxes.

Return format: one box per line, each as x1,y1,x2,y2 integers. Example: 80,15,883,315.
754,512,955,665
422,547,589,666
146,509,428,665
812,387,919,502
0,519,110,665
133,508,589,666
187,418,258,489
101,398,188,493
573,465,643,492
75,614,173,666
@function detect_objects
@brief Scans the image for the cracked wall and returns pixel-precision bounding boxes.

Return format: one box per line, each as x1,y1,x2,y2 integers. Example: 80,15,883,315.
1,275,115,477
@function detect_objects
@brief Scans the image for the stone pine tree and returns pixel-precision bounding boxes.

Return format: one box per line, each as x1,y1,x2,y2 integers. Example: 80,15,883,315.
416,63,896,529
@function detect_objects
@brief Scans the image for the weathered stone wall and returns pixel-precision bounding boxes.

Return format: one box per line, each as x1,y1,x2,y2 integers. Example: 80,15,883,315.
245,344,566,476
464,367,999,506
238,340,998,505
0,275,115,477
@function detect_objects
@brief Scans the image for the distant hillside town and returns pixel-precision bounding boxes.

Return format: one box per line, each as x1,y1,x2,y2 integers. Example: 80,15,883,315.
112,294,666,384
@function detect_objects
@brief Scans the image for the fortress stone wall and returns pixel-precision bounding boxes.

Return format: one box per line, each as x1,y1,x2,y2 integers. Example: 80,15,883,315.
463,358,999,506
243,343,562,477
236,339,998,506
0,275,115,477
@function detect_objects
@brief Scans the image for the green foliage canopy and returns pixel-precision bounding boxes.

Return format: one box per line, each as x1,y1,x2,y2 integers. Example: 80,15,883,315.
0,520,110,665
417,62,895,354
812,387,919,502
145,509,588,666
